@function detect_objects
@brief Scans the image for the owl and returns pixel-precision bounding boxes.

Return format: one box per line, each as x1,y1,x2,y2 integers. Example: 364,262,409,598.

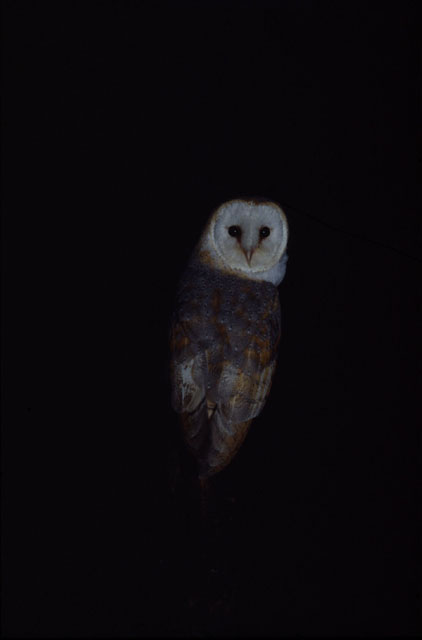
170,198,288,480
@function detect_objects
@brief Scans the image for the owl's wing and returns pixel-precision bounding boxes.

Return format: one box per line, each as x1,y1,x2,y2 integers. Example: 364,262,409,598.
207,286,281,443
170,312,211,460
170,285,281,478
170,305,207,414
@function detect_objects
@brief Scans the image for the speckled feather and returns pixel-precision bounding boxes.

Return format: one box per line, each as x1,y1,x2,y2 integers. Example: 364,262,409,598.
170,258,281,478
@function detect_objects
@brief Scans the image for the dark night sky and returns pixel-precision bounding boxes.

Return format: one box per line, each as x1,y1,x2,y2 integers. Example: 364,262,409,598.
2,1,421,637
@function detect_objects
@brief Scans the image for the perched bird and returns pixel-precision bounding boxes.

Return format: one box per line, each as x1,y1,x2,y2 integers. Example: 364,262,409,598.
170,198,289,480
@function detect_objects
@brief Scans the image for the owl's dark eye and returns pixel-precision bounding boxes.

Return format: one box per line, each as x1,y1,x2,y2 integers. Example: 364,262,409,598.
228,225,241,238
260,226,271,239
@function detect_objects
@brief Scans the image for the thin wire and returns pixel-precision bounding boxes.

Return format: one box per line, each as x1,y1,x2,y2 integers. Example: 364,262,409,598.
282,200,422,265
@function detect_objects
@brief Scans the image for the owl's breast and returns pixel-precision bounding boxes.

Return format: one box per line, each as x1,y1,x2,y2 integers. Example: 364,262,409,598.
174,263,280,368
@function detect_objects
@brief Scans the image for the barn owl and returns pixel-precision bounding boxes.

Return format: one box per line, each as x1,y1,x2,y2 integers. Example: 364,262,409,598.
170,198,289,479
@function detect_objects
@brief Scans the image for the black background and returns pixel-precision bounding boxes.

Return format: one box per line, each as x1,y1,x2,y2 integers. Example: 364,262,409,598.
2,1,421,637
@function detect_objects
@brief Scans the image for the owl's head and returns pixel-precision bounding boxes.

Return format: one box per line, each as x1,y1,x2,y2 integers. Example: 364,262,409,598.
199,199,289,285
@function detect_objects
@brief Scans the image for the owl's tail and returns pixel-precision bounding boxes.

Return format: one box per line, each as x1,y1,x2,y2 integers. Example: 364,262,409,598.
199,412,253,479
181,398,209,455
182,399,252,479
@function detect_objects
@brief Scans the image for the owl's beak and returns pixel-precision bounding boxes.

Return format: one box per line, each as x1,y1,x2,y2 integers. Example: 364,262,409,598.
242,247,255,265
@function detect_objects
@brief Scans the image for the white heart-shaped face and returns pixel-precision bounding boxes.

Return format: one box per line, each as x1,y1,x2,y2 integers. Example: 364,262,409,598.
210,200,288,276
